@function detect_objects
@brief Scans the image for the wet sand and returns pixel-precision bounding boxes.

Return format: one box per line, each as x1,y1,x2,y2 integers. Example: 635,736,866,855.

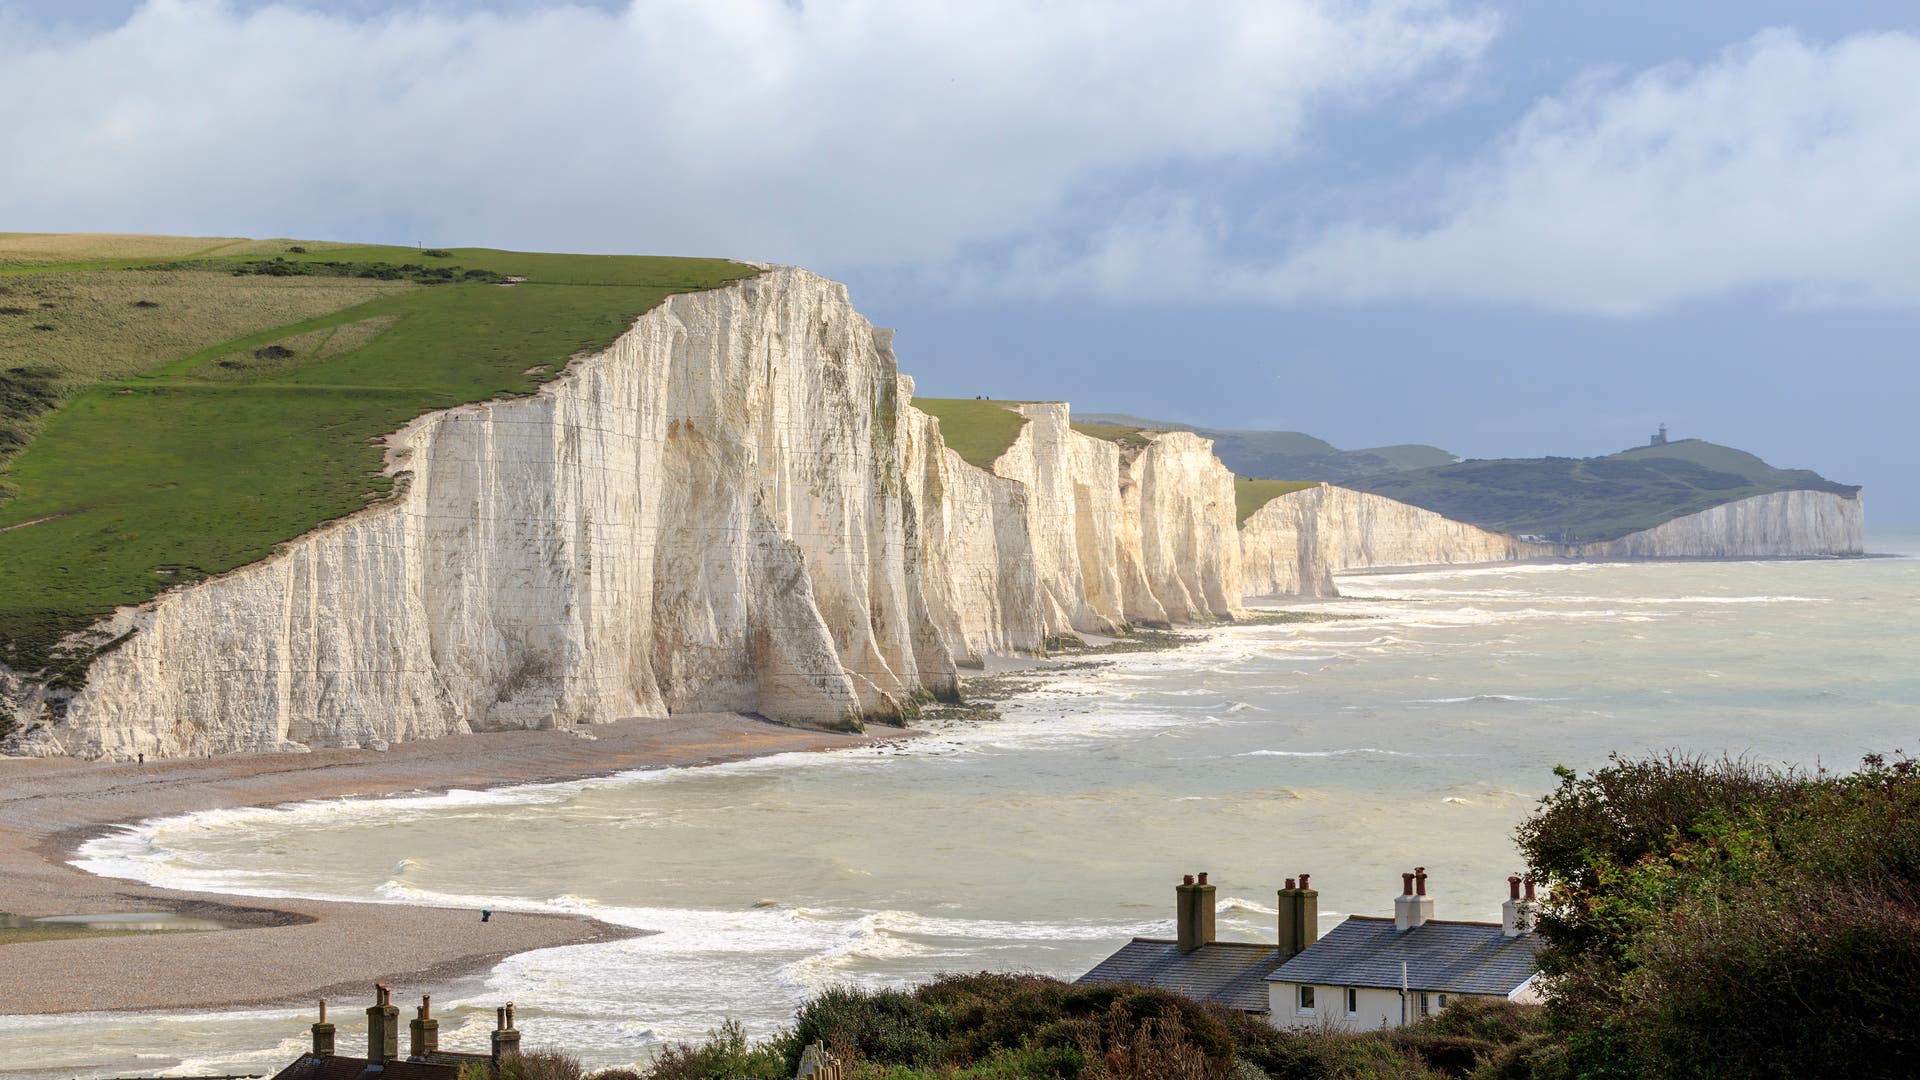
0,714,891,1015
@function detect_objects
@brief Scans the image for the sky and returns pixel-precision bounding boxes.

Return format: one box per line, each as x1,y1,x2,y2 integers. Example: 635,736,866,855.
3,1,1916,524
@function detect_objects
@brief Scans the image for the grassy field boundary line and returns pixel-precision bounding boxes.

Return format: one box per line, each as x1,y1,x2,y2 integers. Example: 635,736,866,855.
128,290,420,381
0,512,73,534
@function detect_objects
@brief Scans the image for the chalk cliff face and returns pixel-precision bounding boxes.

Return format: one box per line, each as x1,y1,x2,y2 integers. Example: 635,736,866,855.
12,270,1247,759
36,270,956,758
1,268,1867,760
1239,484,1546,597
1237,486,1865,598
987,409,1243,634
1567,490,1864,559
1120,431,1244,622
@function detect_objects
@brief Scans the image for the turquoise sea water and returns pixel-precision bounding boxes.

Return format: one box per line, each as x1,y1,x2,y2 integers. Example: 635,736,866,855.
4,542,1918,1076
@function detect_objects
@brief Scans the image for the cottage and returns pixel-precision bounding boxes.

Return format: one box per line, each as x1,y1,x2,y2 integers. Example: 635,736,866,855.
270,984,522,1079
1265,869,1543,1031
1075,873,1284,1014
1078,868,1541,1031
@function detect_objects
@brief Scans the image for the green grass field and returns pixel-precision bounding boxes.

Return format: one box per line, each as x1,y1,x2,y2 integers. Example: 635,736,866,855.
914,398,1031,469
1234,478,1322,524
1068,420,1156,449
0,237,755,671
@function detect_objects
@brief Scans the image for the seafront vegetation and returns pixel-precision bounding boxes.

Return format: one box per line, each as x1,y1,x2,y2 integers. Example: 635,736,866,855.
0,234,753,676
512,752,1917,1080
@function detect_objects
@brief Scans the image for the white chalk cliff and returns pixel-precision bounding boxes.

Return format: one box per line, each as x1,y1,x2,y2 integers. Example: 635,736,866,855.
1562,490,1864,559
1237,486,1863,598
0,269,1864,759
1239,484,1549,597
12,269,1247,759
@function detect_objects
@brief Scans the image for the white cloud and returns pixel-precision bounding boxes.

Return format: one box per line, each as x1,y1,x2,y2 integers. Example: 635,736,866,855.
1250,29,1920,314
0,0,1493,270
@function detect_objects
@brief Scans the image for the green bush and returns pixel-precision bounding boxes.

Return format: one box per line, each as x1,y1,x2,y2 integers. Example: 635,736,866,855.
1517,752,1920,1079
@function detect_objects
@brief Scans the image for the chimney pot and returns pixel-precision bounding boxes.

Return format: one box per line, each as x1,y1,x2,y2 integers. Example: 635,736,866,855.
1524,878,1537,901
1508,874,1522,901
1415,868,1428,896
1401,871,1414,896
311,999,336,1058
1182,874,1194,885
409,994,440,1059
1197,872,1208,886
366,985,399,1063
1298,873,1310,890
1285,877,1296,890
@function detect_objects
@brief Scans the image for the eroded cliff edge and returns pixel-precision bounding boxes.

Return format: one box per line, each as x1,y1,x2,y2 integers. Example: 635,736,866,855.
0,268,1864,759
1238,484,1864,598
9,269,1247,758
1239,484,1551,597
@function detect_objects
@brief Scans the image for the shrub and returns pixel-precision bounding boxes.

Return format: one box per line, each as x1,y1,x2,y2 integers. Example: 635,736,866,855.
287,245,308,253
30,323,54,332
131,299,160,308
253,344,296,361
422,248,454,258
493,1050,587,1080
1517,752,1920,1079
640,1018,790,1080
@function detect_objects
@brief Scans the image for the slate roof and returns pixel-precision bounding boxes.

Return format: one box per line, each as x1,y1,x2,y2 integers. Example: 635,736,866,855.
1266,917,1543,996
270,1055,461,1080
1075,937,1284,1013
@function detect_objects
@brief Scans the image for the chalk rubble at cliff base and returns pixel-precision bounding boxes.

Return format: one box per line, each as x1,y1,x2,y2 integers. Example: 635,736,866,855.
0,268,1866,759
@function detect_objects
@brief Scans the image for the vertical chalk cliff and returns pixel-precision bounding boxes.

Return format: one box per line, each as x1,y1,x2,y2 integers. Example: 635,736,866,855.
1239,484,1549,597
35,270,956,757
1566,490,1864,558
11,270,1247,759
2,266,1868,759
987,408,1243,635
1238,485,1864,598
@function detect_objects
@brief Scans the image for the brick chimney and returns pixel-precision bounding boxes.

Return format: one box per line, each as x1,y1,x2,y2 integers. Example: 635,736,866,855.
1175,873,1216,953
409,995,440,1059
1393,868,1434,931
1503,876,1537,937
1275,872,1320,958
491,1002,522,1064
366,984,399,1063
310,1000,335,1057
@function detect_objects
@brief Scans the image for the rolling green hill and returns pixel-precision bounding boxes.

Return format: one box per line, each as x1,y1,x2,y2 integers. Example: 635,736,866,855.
1077,413,1456,482
1345,439,1860,542
0,233,754,674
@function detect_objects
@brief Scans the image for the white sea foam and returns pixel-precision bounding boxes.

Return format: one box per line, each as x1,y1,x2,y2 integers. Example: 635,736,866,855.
27,554,1918,1075
1409,695,1566,705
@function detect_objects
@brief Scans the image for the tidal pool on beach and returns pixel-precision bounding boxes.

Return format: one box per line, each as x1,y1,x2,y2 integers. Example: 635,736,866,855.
6,547,1919,1077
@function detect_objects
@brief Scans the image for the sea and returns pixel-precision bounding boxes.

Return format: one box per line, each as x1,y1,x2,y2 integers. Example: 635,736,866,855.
4,537,1918,1077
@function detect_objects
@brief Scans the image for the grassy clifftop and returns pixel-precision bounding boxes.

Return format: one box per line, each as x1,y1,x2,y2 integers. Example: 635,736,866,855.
1346,439,1860,542
0,234,754,673
913,398,1031,469
1080,412,1457,483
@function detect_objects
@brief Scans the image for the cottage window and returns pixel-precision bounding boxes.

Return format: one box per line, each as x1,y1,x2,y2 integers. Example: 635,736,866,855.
1437,994,1448,1011
1418,992,1431,1017
1297,986,1315,1013
1344,988,1358,1016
